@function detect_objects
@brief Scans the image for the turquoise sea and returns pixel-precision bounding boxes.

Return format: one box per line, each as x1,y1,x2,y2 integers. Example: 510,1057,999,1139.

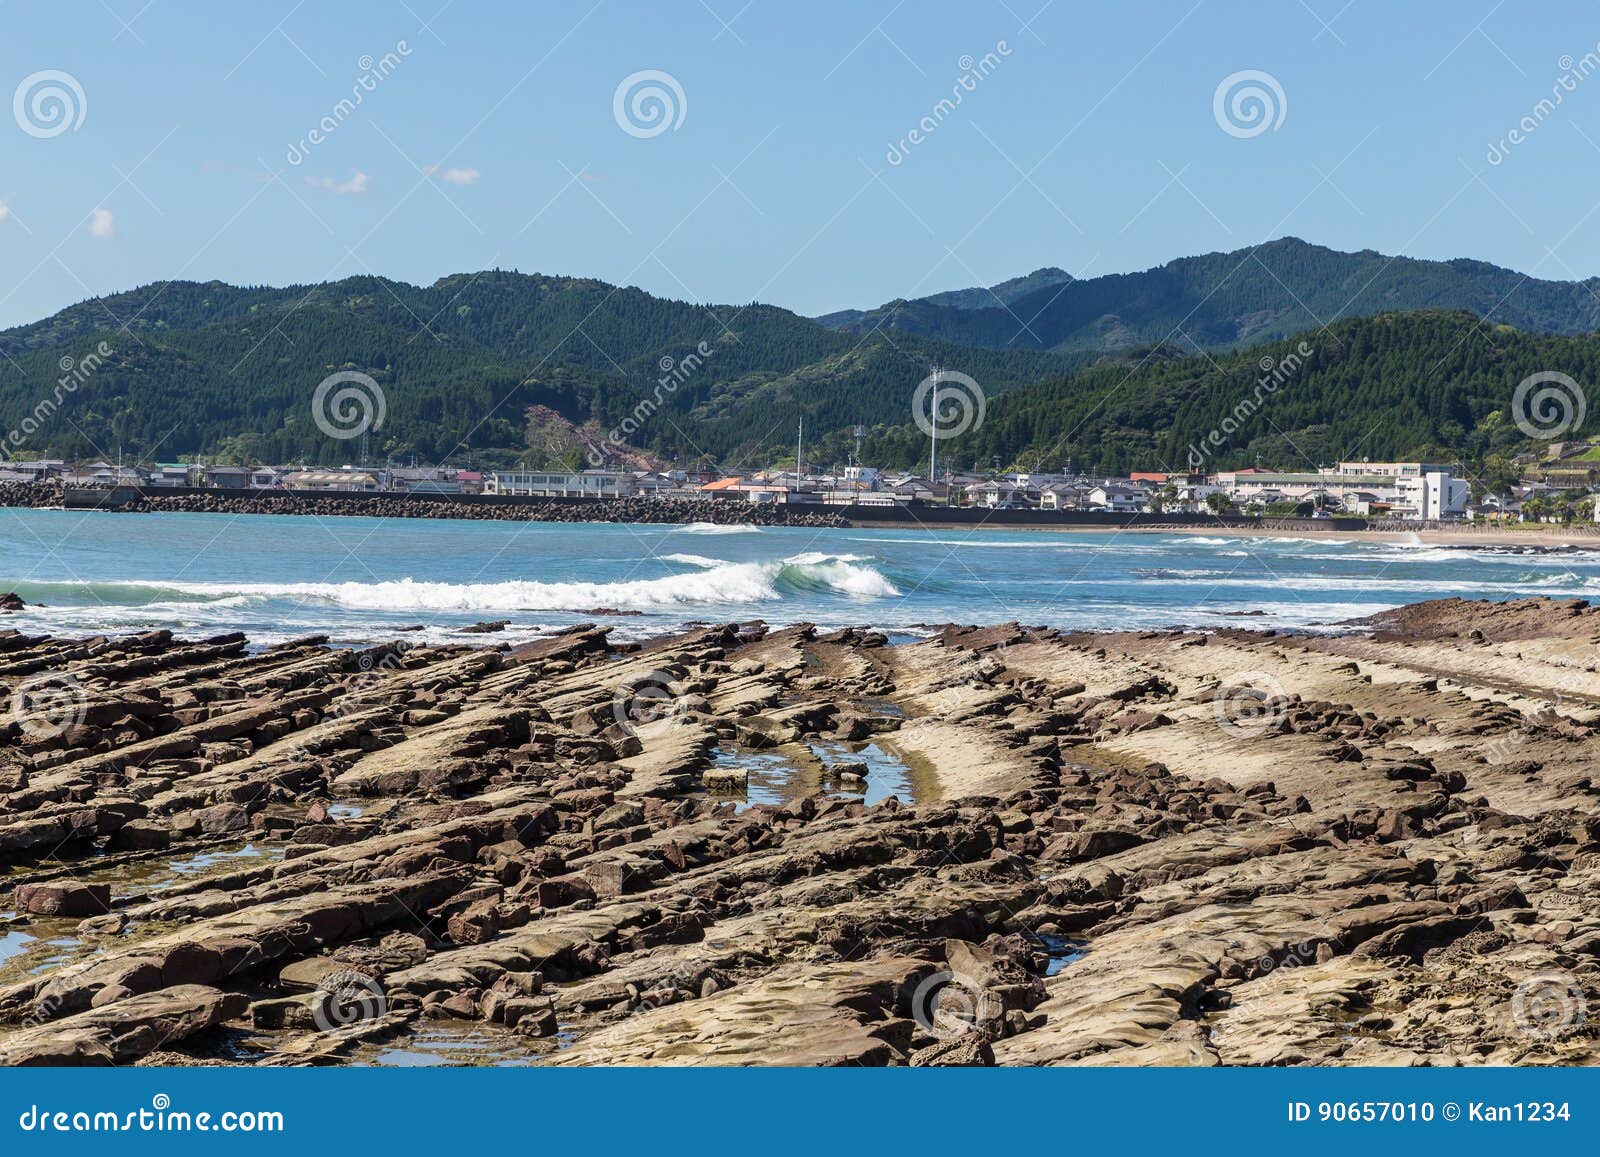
1,510,1597,646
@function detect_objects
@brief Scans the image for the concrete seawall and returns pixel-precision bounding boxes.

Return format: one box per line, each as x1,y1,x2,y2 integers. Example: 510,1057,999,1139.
37,484,1369,533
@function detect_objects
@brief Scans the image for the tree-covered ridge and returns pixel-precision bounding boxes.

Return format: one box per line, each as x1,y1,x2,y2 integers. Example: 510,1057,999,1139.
3,265,1596,476
0,270,1080,466
819,237,1600,353
838,311,1599,477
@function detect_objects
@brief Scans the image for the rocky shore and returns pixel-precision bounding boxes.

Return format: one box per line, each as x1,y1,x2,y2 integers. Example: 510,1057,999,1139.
1,596,1598,1066
0,482,849,528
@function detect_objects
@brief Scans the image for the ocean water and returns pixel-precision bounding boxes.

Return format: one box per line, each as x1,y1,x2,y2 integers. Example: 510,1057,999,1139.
0,509,1597,647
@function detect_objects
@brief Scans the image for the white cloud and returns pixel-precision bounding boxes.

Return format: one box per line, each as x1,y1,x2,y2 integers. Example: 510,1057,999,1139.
306,171,370,195
89,207,114,238
425,165,480,186
0,199,9,222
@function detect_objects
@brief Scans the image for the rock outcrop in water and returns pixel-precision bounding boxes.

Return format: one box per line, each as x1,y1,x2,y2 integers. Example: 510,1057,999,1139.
1,598,1598,1065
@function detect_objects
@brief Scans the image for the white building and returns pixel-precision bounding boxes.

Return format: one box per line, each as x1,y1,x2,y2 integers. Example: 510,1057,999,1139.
1331,461,1452,479
970,480,1039,508
284,469,380,492
1039,483,1089,510
1216,466,1468,520
486,470,637,498
1395,471,1470,521
1086,484,1146,512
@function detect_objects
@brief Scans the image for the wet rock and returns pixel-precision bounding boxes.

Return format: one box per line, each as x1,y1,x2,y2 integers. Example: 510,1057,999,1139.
0,985,247,1065
2,597,1600,1069
108,820,171,851
15,882,111,917
702,767,748,790
195,803,250,835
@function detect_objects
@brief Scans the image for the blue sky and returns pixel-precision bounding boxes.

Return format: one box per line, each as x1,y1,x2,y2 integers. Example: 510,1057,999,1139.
2,0,1600,329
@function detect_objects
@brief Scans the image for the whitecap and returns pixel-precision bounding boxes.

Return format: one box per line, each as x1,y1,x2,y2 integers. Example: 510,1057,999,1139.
676,522,764,535
86,552,902,613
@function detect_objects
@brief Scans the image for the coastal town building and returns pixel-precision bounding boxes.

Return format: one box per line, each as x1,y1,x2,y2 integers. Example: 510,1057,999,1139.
969,480,1039,508
1215,465,1469,521
284,469,381,492
10,450,1590,526
146,464,192,487
200,465,251,489
699,477,795,503
486,469,636,498
5,459,64,480
1038,483,1090,510
1331,460,1452,479
1086,484,1146,512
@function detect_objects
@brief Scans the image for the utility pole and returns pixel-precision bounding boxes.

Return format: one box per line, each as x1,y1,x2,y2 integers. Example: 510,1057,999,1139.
794,417,803,494
928,366,940,484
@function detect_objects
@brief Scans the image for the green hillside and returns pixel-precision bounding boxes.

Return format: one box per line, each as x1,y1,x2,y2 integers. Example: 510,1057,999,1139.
0,271,1079,466
3,252,1597,477
835,311,1598,477
819,238,1600,354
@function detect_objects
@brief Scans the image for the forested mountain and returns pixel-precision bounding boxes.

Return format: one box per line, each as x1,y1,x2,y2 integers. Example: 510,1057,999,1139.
831,311,1599,477
2,247,1596,474
817,266,1072,327
818,238,1600,353
0,271,1080,467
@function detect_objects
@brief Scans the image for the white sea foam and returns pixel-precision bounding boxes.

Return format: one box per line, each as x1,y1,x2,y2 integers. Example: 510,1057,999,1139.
80,553,901,612
1266,536,1359,547
676,522,764,535
846,536,1075,549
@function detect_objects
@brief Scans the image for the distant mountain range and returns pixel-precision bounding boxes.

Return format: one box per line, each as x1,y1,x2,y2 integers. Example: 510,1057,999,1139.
815,237,1600,353
0,239,1594,471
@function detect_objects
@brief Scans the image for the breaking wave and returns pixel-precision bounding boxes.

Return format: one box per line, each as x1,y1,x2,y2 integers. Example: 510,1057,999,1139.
30,553,901,614
676,522,765,535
